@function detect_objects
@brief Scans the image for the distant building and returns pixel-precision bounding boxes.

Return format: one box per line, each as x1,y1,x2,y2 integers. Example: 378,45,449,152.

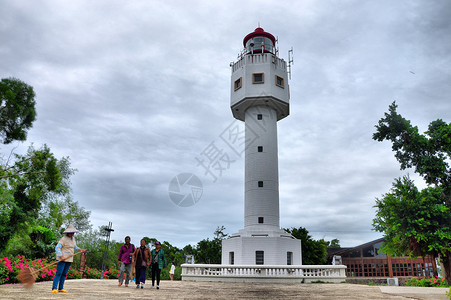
328,238,437,277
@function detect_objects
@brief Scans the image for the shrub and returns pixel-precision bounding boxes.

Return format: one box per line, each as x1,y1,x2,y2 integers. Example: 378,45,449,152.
0,264,9,285
405,277,420,286
104,265,120,279
39,267,56,281
160,268,170,280
174,266,182,280
405,277,448,287
1,255,27,283
67,267,82,279
143,266,182,281
83,266,101,279
0,255,117,284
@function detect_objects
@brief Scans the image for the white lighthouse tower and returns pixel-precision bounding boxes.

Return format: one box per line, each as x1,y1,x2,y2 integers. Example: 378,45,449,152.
222,27,302,265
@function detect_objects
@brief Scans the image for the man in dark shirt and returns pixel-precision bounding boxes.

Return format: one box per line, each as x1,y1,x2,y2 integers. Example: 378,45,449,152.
118,236,135,287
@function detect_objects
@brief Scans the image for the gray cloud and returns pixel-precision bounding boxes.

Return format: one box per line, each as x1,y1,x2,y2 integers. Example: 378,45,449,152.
1,0,450,249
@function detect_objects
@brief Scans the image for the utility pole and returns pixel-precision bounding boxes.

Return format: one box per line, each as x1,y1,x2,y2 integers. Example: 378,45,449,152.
100,221,114,279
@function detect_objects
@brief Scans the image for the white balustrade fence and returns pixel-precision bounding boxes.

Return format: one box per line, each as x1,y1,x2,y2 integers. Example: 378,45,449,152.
182,264,347,283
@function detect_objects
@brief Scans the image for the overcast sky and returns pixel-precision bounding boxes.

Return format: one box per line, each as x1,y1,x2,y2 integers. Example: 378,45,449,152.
1,0,450,250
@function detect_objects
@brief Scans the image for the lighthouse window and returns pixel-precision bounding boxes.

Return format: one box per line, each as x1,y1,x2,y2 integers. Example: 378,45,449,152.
258,146,263,152
275,75,284,88
252,73,264,84
234,77,242,91
257,114,263,120
258,181,264,187
287,252,293,265
256,251,264,265
258,217,264,224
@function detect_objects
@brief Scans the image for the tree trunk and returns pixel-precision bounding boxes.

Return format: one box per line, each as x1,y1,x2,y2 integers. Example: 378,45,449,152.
439,252,451,285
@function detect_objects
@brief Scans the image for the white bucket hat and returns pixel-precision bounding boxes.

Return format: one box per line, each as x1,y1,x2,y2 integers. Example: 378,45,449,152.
63,224,79,233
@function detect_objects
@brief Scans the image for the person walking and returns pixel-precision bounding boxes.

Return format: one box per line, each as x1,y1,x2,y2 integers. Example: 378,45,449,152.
52,224,86,294
118,236,135,287
151,241,167,289
132,239,151,289
169,261,176,281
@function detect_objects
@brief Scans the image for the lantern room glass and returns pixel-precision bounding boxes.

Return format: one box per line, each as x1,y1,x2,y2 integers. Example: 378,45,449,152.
246,37,274,54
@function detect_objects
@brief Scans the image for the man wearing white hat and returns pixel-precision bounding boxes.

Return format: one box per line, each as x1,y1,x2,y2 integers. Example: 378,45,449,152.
52,224,86,294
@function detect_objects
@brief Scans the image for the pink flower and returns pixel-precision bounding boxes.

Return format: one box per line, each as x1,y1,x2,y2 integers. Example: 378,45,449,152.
5,261,13,272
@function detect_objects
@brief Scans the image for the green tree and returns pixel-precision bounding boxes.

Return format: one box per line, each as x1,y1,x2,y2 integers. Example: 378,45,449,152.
373,102,451,284
0,78,88,259
182,244,196,262
327,239,341,248
0,145,65,254
373,177,450,281
3,225,56,259
0,78,36,144
195,238,222,264
36,156,91,237
373,102,450,203
194,226,228,264
214,225,228,239
160,240,183,267
40,195,92,236
284,227,328,265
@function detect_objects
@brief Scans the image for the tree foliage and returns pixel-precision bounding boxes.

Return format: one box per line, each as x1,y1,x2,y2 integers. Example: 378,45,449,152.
327,239,341,248
0,78,36,144
0,145,65,254
0,78,91,260
373,101,450,203
373,176,450,257
193,226,228,264
284,227,328,265
373,102,451,284
0,144,90,259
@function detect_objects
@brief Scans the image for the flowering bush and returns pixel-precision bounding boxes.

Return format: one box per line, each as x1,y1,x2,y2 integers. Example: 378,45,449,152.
104,265,120,279
83,266,101,279
1,255,32,283
0,264,9,285
0,255,107,284
67,267,82,279
39,267,56,281
405,277,449,287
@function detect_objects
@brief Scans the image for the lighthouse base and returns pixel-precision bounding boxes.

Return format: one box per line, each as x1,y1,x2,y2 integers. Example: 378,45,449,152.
221,229,302,265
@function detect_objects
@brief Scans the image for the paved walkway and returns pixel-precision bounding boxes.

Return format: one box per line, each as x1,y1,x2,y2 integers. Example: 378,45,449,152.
0,279,449,299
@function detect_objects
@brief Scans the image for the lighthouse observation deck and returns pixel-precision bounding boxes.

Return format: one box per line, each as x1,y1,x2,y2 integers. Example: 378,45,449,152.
231,53,287,73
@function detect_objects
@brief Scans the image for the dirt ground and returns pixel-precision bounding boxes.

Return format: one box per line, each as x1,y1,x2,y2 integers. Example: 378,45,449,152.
0,279,449,300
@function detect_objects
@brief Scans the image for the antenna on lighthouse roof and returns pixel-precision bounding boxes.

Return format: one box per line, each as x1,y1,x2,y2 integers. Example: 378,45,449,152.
288,47,294,79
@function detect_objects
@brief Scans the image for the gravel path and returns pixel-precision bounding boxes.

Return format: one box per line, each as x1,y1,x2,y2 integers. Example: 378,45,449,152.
0,279,448,299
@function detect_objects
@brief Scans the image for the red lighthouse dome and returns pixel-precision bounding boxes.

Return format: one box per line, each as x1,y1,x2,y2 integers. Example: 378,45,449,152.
243,27,276,54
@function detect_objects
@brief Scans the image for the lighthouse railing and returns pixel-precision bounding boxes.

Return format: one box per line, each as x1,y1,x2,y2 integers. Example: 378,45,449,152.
232,53,287,73
181,264,347,283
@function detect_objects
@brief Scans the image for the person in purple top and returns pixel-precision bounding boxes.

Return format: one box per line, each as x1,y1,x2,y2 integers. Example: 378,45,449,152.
118,236,135,287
